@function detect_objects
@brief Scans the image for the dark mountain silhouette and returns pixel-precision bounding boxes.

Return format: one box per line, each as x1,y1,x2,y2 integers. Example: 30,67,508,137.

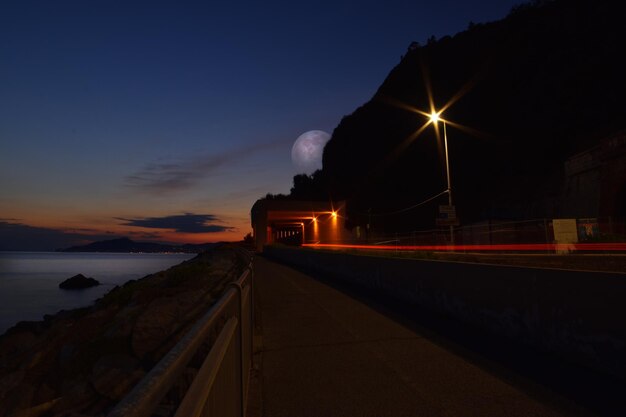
60,238,216,253
277,0,626,234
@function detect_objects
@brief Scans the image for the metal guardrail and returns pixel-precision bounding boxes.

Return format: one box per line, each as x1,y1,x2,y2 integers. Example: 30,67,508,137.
108,258,254,417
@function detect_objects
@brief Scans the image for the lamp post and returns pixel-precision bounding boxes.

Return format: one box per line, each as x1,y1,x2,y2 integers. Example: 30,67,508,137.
429,112,455,245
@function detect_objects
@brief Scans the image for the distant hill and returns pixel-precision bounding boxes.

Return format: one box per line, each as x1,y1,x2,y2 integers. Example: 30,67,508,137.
60,237,217,253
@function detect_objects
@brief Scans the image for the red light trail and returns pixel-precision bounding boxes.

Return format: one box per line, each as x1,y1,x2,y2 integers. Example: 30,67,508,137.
302,243,626,252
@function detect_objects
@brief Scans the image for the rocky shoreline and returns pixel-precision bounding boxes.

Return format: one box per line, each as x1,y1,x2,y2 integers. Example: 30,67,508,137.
0,244,250,417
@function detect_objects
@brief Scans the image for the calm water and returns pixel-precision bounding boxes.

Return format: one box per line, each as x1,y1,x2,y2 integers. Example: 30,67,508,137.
0,252,195,335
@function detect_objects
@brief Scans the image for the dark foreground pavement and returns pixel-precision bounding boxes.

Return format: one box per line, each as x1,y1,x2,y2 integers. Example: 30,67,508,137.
248,256,594,417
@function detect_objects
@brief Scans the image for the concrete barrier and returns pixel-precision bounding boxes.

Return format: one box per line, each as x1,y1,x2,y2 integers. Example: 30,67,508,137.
264,246,626,380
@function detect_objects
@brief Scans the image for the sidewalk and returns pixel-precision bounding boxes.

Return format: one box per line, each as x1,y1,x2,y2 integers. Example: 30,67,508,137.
249,256,588,417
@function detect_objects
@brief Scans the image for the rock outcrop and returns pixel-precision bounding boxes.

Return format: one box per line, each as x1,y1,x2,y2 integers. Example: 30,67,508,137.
59,274,100,290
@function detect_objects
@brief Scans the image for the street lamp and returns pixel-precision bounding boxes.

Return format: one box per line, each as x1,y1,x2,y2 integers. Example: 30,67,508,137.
429,111,455,244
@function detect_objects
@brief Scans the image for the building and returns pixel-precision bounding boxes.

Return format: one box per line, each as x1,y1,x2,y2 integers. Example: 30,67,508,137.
562,130,626,220
250,199,349,252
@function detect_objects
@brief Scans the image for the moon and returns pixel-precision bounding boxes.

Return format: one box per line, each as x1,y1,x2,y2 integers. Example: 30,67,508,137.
291,130,331,174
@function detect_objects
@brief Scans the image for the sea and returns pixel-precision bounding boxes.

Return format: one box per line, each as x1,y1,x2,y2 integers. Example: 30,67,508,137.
0,251,195,336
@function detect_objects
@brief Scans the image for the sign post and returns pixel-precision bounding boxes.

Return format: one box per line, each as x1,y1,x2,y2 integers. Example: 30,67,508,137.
436,205,460,227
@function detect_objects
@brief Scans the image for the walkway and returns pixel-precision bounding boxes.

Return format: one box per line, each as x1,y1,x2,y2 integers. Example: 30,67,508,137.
249,256,590,417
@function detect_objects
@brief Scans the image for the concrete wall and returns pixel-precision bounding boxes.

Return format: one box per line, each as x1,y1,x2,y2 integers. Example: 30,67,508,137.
264,246,626,380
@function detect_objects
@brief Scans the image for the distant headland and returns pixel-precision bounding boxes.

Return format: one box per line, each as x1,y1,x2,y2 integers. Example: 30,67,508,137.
59,237,217,253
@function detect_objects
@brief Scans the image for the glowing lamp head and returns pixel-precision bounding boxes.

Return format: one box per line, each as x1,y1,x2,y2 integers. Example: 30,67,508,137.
331,211,337,218
312,217,317,223
429,111,441,124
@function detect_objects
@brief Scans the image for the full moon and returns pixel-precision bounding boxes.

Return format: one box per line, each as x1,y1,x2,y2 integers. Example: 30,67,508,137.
291,130,331,174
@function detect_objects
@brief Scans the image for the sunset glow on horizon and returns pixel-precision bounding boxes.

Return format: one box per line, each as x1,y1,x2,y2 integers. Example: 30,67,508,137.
0,1,521,250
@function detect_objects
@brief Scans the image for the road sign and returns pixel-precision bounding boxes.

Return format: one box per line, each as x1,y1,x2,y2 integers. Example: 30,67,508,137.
438,204,457,225
553,218,578,243
439,205,456,215
436,218,460,226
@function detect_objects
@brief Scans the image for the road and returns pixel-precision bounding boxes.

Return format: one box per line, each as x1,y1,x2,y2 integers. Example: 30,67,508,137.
248,256,595,417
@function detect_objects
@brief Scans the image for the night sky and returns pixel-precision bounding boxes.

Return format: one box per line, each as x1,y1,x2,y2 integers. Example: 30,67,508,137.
1,0,520,250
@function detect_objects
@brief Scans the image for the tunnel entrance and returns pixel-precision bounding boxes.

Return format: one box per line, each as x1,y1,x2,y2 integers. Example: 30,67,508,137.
272,223,304,246
250,199,349,252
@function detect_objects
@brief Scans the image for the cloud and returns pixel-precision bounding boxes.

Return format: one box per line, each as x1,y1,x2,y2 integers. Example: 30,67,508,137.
0,221,118,251
117,213,234,234
125,138,290,194
124,159,220,192
0,215,232,251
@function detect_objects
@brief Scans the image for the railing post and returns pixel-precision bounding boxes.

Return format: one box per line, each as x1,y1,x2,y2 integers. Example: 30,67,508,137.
228,280,246,417
248,263,255,368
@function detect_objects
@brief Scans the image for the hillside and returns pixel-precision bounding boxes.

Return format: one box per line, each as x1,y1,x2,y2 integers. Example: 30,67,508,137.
315,0,626,233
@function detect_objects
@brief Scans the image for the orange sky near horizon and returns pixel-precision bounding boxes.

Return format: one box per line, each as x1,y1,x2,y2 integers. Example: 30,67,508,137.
0,1,520,251
1,197,254,247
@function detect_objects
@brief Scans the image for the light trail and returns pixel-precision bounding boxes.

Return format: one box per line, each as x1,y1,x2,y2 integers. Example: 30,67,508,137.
302,243,626,252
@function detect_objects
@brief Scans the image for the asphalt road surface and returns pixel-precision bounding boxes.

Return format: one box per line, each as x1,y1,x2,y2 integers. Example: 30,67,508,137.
248,256,610,417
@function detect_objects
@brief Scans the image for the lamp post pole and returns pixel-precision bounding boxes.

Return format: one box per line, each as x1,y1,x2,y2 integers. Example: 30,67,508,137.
442,120,454,245
428,111,456,245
